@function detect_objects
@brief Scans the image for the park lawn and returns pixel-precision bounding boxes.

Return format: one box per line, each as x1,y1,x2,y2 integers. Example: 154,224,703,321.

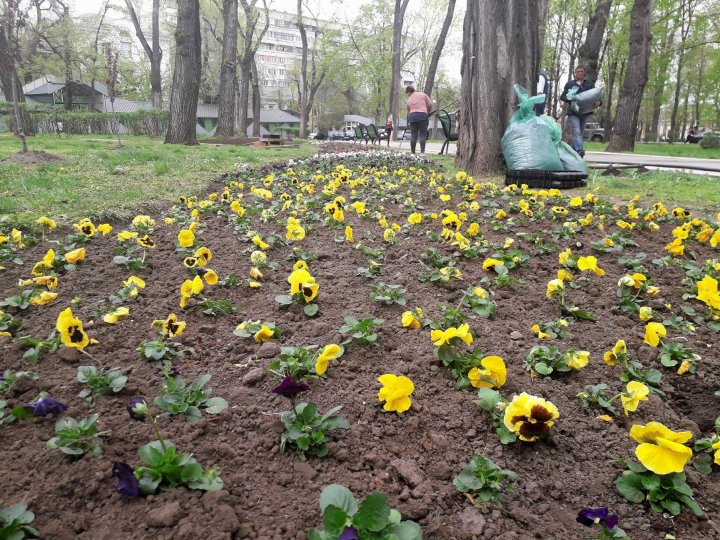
585,141,720,159
0,134,319,227
1,134,718,227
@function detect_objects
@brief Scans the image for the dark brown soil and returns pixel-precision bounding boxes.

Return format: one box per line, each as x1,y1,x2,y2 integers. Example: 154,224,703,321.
1,155,719,540
3,150,64,164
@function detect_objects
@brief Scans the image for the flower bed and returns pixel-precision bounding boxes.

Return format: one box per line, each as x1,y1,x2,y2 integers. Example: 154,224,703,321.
1,150,719,539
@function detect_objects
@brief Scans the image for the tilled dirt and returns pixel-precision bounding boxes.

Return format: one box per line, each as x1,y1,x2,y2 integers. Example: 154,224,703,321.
1,152,719,540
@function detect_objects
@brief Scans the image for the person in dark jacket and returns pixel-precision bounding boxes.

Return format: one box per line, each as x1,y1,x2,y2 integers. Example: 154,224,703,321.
560,66,601,157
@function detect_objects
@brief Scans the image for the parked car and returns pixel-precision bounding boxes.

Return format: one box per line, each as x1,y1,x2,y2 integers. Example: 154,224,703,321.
327,130,344,140
583,122,605,142
343,127,356,140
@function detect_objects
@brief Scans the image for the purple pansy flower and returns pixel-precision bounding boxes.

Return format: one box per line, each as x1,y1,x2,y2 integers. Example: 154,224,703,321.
127,397,149,421
272,376,310,399
577,507,619,529
28,396,68,417
338,526,360,540
112,462,140,499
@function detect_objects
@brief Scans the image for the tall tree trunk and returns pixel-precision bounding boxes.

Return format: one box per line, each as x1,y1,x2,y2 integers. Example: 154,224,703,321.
296,0,308,138
237,0,269,134
606,0,654,152
694,41,706,127
217,0,238,136
389,0,410,141
423,0,456,98
237,70,250,135
456,0,542,174
577,0,613,83
0,25,32,139
668,0,694,142
251,59,261,136
61,3,73,110
125,0,163,109
151,0,162,108
648,13,676,140
165,0,201,145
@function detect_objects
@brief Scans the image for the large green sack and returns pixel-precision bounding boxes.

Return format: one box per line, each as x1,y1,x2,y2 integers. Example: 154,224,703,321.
501,85,563,171
557,141,588,173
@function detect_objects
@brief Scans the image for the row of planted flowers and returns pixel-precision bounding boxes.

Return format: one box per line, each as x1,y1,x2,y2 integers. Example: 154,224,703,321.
1,149,720,538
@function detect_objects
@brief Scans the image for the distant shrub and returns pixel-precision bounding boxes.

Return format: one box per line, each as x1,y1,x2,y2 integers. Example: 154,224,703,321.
700,132,720,149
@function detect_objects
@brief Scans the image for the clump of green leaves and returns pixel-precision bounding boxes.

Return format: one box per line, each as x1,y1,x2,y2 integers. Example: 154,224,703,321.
339,315,383,346
77,366,127,401
524,346,586,376
113,239,152,270
615,460,702,516
418,263,463,285
268,345,343,381
577,383,619,416
307,484,421,540
154,374,228,422
453,454,517,505
0,289,33,311
232,319,279,339
356,260,384,278
461,286,497,318
47,413,108,457
280,402,349,458
0,310,23,335
192,297,235,317
474,388,517,444
18,332,61,364
0,370,37,393
137,329,195,370
531,319,570,339
437,346,484,390
134,440,223,494
0,501,38,539
659,343,699,373
369,282,406,305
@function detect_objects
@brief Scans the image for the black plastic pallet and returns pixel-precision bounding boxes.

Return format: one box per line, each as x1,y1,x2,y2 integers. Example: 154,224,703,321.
505,169,588,189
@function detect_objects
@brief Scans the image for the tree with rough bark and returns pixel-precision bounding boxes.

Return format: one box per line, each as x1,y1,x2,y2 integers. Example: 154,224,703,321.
165,0,201,145
237,0,268,136
216,0,237,136
577,0,613,84
422,0,456,99
606,0,654,152
456,0,545,174
0,0,30,151
296,0,308,138
388,0,409,141
124,0,163,108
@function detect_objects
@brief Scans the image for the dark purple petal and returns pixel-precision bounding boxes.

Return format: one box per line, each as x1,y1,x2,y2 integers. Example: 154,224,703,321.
112,462,140,499
272,376,310,399
577,507,609,527
601,513,619,530
338,526,360,540
29,397,68,417
127,397,149,421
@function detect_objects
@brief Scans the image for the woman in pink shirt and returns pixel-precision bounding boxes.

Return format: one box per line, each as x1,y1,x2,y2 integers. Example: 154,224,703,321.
405,86,432,154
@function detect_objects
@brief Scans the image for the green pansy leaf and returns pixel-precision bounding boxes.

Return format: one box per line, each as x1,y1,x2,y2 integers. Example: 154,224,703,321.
615,473,645,503
304,304,319,316
322,505,349,535
319,484,358,515
354,493,390,532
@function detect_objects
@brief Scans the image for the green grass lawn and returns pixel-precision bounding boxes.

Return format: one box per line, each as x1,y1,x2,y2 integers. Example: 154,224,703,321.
0,134,318,226
1,134,718,227
585,141,720,159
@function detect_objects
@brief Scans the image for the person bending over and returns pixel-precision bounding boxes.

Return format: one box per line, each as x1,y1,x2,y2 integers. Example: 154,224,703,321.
405,86,432,155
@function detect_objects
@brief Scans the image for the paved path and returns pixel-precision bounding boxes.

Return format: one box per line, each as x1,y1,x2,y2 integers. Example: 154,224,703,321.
381,140,720,174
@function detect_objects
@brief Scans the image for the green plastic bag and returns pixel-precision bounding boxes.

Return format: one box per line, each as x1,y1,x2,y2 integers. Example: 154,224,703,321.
501,85,563,171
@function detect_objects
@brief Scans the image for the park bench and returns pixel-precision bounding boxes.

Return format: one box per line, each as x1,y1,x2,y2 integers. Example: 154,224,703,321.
438,109,458,155
352,126,364,144
366,124,389,146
